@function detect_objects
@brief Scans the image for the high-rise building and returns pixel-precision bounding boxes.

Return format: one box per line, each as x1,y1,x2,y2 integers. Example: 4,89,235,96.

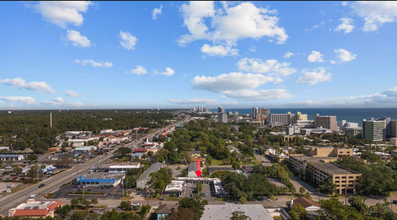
252,106,258,119
218,106,227,123
270,113,291,125
390,120,396,138
290,111,308,124
270,111,307,125
314,114,337,130
258,108,270,120
379,117,392,137
362,118,386,141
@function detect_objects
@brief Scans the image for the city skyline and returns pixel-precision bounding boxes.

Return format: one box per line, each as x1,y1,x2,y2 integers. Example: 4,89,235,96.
1,1,397,110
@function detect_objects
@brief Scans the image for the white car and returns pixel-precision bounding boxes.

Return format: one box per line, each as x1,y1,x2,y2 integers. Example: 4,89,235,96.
29,194,36,198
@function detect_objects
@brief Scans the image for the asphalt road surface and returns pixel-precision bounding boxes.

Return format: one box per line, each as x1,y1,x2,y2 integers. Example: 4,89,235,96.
0,124,176,216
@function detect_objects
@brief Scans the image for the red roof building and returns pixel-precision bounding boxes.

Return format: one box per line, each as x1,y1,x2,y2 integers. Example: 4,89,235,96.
9,199,62,218
133,148,148,153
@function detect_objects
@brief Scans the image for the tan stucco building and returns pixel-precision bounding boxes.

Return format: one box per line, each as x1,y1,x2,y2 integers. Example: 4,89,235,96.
289,147,360,194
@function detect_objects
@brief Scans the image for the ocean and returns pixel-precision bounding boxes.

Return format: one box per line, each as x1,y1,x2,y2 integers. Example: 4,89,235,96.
209,108,397,126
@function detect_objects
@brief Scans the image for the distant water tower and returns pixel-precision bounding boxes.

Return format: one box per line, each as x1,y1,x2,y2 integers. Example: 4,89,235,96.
50,112,53,128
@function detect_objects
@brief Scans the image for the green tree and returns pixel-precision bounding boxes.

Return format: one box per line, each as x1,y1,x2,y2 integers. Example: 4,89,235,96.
319,178,337,194
318,198,364,220
230,211,251,220
55,204,72,218
348,196,369,215
289,204,307,220
165,208,199,220
178,197,207,218
13,166,22,174
299,187,305,194
27,154,38,161
71,211,87,220
196,182,202,194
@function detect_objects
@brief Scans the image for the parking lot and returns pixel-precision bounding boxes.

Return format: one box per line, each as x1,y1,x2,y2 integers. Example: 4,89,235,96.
53,183,123,200
184,183,215,202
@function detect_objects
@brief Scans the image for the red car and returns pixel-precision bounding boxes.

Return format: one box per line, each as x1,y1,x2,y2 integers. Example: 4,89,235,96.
12,176,19,180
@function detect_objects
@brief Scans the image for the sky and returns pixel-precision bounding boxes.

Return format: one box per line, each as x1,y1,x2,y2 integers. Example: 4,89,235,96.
0,1,396,110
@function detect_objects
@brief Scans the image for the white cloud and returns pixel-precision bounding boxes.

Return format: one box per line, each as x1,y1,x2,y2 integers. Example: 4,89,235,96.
334,17,354,34
128,66,147,75
288,100,323,107
307,51,325,63
284,52,294,59
156,67,175,76
382,87,397,97
313,20,325,29
327,87,397,106
75,59,113,67
200,44,238,56
65,90,84,97
41,100,95,108
330,60,336,64
119,31,137,50
237,57,296,77
295,67,332,85
334,49,357,63
0,96,36,105
223,89,293,101
30,1,93,28
249,45,256,52
191,72,274,93
65,30,91,48
352,1,397,32
0,77,55,93
169,98,217,105
52,97,63,103
179,2,288,46
341,2,348,7
152,4,163,20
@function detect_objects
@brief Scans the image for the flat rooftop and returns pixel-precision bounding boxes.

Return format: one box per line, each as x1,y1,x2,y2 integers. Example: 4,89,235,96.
202,203,273,220
291,155,359,175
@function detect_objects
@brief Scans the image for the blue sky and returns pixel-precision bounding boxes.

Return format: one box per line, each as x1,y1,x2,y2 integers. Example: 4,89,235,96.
0,1,396,109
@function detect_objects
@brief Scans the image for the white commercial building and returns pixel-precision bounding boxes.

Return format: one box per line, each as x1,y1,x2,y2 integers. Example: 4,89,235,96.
164,181,185,197
108,163,140,173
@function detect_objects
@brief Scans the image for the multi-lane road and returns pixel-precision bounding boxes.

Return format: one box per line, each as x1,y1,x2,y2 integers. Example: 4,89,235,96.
0,123,177,216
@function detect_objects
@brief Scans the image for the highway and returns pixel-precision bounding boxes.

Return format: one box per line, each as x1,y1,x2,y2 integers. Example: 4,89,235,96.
0,123,178,216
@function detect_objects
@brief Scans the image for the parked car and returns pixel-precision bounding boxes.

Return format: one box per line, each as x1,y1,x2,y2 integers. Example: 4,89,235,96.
200,193,207,197
38,183,45,188
29,194,36,198
159,197,164,200
393,200,397,205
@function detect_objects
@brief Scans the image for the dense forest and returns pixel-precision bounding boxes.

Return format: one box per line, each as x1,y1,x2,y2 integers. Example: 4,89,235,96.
0,110,176,152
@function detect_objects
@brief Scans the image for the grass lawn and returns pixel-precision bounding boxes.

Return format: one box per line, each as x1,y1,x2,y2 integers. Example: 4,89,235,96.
390,191,397,197
210,159,224,166
214,197,225,202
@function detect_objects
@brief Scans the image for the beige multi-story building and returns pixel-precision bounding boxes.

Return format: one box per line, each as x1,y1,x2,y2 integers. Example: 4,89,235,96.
314,114,337,130
391,138,397,147
258,108,270,120
270,111,307,125
289,154,361,194
311,147,353,157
